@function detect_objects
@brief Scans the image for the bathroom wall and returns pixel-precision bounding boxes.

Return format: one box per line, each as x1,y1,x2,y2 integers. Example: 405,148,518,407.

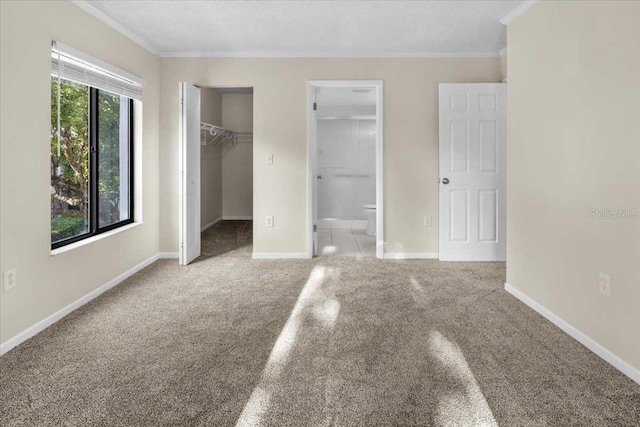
221,93,253,218
317,119,376,226
200,88,223,229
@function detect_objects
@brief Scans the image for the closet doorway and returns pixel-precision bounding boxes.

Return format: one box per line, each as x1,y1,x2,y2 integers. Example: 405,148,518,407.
179,84,254,265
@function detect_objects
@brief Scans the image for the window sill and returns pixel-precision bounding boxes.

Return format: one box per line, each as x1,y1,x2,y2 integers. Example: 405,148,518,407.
51,222,143,256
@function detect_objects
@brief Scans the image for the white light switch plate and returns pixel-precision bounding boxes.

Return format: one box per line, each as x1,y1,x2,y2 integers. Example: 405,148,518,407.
265,216,274,227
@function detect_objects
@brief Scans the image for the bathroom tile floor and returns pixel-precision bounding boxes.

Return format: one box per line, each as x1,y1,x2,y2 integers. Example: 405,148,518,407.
317,227,376,257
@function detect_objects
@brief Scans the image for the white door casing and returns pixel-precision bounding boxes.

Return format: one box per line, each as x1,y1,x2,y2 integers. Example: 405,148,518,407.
310,89,319,257
179,83,201,265
439,83,506,261
306,80,384,259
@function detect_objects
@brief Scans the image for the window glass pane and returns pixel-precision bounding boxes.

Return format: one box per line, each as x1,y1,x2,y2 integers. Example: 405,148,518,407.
98,91,131,228
51,77,90,244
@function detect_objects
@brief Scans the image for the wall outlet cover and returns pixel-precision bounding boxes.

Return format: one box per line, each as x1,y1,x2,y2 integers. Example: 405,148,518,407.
599,272,611,297
3,269,17,292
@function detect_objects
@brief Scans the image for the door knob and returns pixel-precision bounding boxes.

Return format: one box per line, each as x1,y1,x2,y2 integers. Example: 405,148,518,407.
316,175,322,179
440,178,450,184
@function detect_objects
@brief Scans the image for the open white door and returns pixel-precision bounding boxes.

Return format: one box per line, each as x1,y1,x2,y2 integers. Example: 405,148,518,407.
439,83,506,261
179,83,201,265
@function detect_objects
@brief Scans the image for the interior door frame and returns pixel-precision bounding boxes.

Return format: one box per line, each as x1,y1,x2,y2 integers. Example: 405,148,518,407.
306,80,384,259
178,83,255,264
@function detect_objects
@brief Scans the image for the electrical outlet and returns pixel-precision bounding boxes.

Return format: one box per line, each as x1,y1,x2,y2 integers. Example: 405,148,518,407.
3,269,17,292
265,215,274,228
424,216,433,227
599,272,611,297
266,154,274,165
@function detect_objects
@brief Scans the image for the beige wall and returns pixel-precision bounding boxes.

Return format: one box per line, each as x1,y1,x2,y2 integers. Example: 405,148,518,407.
221,94,253,218
0,1,160,343
200,88,223,227
500,53,507,81
159,58,501,254
507,1,640,371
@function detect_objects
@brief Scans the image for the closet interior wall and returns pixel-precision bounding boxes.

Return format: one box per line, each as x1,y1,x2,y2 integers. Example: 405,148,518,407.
221,93,253,219
200,88,223,229
200,89,253,230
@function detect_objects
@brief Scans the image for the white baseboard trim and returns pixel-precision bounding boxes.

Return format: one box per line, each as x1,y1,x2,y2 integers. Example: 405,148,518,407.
505,282,640,386
383,252,439,260
252,252,309,259
318,219,367,229
223,216,253,221
158,252,179,259
0,253,161,356
201,217,223,232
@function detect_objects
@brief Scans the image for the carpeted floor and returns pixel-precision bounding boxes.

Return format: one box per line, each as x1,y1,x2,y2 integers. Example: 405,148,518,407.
201,220,253,259
1,224,638,426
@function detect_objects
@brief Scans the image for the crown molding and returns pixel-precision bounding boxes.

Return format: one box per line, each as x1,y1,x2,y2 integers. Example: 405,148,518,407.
70,0,161,56
500,0,540,26
161,50,501,59
499,47,507,57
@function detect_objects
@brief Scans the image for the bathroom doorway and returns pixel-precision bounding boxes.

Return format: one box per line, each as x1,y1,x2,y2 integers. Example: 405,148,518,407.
307,81,384,258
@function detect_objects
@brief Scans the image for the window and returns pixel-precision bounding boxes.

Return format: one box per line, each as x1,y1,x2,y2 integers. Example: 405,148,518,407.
51,42,141,249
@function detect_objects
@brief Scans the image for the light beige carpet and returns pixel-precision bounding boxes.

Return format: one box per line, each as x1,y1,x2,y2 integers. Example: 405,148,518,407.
1,223,638,426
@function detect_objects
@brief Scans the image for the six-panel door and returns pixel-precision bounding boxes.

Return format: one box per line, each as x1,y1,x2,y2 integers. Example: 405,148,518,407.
439,84,506,261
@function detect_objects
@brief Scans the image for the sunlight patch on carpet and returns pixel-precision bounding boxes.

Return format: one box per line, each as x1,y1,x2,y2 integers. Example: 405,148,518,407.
428,331,497,427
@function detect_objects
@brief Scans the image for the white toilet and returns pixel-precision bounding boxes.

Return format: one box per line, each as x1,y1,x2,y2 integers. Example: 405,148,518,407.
363,204,376,236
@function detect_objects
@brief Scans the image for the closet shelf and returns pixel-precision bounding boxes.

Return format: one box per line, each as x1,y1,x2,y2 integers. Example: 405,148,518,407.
200,122,253,147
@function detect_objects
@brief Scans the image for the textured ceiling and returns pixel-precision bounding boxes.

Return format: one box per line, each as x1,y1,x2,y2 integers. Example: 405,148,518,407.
81,0,523,57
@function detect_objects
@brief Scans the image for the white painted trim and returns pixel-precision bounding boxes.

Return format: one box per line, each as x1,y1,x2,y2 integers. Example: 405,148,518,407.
0,254,160,356
158,252,179,259
307,80,384,260
252,252,308,259
178,83,186,265
505,282,640,386
161,50,501,59
70,1,160,56
51,222,143,256
499,47,507,57
500,0,540,26
440,255,507,262
383,252,439,260
375,83,384,259
201,217,223,232
306,83,315,259
318,219,367,229
222,216,253,221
